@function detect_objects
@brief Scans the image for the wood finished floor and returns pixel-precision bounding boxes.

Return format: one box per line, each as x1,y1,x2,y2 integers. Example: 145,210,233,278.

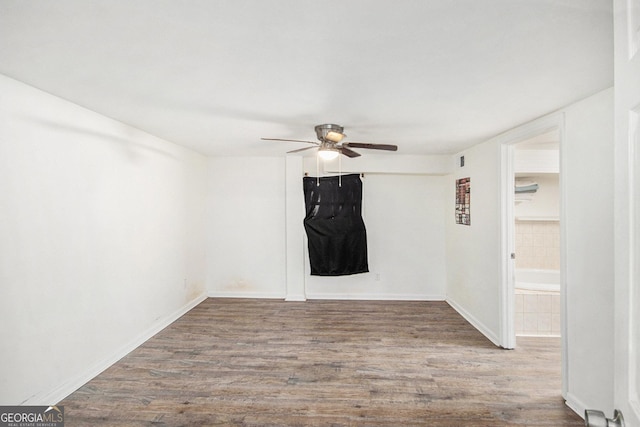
60,299,583,426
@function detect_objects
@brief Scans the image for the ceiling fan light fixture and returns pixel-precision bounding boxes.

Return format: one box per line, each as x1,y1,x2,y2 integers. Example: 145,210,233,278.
325,131,345,143
318,148,340,160
315,124,344,142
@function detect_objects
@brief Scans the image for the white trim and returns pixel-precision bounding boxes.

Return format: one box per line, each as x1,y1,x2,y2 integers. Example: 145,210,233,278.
208,291,286,299
26,293,208,406
564,392,588,420
446,298,501,347
515,216,560,221
209,292,445,302
500,142,516,349
285,156,307,302
285,294,307,302
558,115,569,400
306,293,445,301
614,0,640,421
626,106,640,417
517,332,561,338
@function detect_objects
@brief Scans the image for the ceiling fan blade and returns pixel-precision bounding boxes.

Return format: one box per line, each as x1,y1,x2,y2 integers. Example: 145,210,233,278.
340,147,361,158
261,137,319,145
287,146,318,154
343,142,398,151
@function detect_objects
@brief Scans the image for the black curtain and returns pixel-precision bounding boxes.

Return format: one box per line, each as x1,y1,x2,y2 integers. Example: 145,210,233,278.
303,174,369,276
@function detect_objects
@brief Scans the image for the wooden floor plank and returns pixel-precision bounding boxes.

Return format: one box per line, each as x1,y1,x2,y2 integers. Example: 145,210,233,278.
60,298,583,426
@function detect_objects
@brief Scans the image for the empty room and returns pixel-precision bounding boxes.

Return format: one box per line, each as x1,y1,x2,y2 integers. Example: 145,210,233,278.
1,1,638,426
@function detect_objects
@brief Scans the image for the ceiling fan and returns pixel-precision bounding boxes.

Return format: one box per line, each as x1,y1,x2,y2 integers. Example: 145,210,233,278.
261,124,398,160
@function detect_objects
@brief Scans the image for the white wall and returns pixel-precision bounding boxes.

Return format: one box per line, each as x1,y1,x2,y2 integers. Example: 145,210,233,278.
207,155,449,301
0,70,615,417
206,157,287,298
304,173,447,300
304,156,448,300
514,149,560,174
446,88,615,416
0,75,208,405
446,140,503,344
562,88,615,415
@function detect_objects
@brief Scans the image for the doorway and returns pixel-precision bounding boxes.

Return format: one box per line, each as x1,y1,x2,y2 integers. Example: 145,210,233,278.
511,133,560,338
500,114,567,395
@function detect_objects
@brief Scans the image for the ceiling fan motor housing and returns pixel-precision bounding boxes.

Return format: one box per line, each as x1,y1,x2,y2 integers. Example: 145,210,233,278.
315,124,344,142
262,123,397,158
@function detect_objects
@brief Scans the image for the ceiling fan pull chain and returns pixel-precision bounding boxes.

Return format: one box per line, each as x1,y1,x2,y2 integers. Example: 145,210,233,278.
339,154,342,187
316,154,320,186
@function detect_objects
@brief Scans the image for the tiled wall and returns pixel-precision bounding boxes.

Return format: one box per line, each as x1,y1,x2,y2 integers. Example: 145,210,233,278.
515,290,561,336
515,220,560,270
515,220,561,336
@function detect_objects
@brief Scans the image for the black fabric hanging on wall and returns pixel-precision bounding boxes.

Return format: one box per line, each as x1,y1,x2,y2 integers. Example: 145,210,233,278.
303,174,369,276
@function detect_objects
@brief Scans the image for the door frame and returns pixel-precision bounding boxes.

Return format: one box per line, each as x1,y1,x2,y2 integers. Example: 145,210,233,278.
499,112,567,391
615,106,640,422
613,0,640,423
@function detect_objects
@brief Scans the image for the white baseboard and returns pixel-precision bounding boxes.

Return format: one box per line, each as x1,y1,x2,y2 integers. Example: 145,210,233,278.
306,293,445,301
208,292,445,302
446,298,501,347
564,392,587,420
27,293,208,406
285,294,307,301
207,291,445,301
208,291,286,299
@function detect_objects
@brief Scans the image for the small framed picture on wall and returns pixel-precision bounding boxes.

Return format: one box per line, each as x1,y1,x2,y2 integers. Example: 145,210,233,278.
456,177,471,225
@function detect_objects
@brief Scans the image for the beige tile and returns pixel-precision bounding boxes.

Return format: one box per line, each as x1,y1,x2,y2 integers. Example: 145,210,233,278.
533,235,545,247
519,247,533,259
552,294,561,313
519,222,533,233
515,294,524,314
515,312,524,334
538,313,552,333
523,313,538,334
532,256,545,269
530,223,543,233
538,295,552,313
552,313,562,335
523,294,538,313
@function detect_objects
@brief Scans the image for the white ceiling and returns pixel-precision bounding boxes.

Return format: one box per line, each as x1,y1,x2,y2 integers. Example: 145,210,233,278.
0,0,613,156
